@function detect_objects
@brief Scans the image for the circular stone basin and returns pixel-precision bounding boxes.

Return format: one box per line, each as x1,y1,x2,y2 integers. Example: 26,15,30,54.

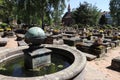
0,45,86,80
0,51,72,77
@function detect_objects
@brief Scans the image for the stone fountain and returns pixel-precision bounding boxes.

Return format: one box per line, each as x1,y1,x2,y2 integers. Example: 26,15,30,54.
0,27,86,80
23,27,52,69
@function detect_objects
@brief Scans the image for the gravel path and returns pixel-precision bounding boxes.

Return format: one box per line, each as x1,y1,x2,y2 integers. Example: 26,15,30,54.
85,47,120,80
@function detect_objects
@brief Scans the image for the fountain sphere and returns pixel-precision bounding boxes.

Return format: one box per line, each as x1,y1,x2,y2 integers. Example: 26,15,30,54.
25,27,46,45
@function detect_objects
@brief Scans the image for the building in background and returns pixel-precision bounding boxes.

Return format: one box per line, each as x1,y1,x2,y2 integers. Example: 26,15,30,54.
103,11,112,25
104,12,112,25
62,4,74,26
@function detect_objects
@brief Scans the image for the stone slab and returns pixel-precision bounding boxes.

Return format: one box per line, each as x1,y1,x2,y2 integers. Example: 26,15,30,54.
82,52,97,61
111,56,120,70
18,40,28,46
63,37,81,46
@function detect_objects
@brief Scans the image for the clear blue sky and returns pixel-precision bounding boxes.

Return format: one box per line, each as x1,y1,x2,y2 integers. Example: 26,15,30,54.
64,0,110,13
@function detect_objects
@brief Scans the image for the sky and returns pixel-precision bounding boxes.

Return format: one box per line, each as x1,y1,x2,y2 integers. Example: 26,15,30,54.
64,0,110,13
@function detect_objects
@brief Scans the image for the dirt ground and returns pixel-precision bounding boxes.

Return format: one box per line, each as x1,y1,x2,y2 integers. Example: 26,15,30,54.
86,47,120,80
4,38,120,80
5,37,18,48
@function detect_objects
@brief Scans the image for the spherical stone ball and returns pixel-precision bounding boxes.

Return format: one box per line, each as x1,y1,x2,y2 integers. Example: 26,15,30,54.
25,27,46,45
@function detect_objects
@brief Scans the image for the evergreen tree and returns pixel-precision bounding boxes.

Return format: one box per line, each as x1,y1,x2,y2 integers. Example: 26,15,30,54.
72,2,101,26
110,0,120,26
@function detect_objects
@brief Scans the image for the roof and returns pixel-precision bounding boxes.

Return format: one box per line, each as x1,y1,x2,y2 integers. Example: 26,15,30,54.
62,12,72,19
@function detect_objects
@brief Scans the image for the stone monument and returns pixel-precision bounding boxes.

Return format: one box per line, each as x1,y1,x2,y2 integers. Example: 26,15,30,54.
24,27,52,69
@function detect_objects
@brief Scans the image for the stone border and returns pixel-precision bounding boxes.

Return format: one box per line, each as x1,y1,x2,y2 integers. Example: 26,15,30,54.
0,45,86,80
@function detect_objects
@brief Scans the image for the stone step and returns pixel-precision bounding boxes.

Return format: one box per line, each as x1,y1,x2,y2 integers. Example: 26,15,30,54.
82,52,97,61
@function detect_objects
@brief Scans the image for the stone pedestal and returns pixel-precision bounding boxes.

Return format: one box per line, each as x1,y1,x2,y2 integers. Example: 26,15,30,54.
24,48,52,69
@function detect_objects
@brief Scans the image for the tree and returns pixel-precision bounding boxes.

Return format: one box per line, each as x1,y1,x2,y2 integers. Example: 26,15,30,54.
0,0,68,29
72,2,101,26
15,0,67,29
110,0,120,26
0,0,15,23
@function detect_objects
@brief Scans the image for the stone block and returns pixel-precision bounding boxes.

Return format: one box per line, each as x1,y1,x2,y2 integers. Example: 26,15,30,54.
110,42,116,48
65,31,76,34
63,37,81,46
24,48,52,69
112,40,120,47
16,34,25,41
82,52,97,61
2,31,15,38
18,40,28,46
111,56,120,70
45,36,53,44
93,48,106,58
63,34,75,38
0,38,8,46
89,45,106,58
51,34,62,40
76,43,92,53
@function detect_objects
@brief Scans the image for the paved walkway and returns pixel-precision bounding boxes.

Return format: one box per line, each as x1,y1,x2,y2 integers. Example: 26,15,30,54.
85,63,110,80
5,37,18,48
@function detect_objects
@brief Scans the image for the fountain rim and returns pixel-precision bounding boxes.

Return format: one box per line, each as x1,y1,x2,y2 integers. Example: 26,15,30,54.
0,45,86,80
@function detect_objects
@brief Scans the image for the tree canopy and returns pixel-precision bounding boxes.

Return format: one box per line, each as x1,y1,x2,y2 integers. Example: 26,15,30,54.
72,2,101,27
0,0,68,29
110,0,120,26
